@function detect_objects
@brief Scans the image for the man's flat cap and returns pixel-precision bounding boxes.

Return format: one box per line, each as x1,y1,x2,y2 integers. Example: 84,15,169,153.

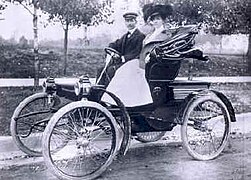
123,12,138,19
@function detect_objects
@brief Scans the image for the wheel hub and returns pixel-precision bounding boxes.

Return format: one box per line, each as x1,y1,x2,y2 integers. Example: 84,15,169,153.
76,128,90,148
76,136,90,148
193,120,208,131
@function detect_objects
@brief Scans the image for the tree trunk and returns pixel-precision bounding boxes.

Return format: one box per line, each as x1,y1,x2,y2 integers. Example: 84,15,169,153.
33,2,39,88
63,23,69,76
83,25,90,46
248,32,251,75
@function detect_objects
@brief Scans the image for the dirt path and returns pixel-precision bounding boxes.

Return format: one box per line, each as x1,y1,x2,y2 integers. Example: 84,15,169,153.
0,133,250,180
103,134,251,180
0,113,250,180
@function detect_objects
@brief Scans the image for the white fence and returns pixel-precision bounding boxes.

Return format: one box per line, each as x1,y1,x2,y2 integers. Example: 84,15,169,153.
195,34,249,55
0,77,251,87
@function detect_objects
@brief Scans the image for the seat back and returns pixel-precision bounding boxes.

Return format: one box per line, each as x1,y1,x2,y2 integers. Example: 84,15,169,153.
145,57,180,105
146,60,181,81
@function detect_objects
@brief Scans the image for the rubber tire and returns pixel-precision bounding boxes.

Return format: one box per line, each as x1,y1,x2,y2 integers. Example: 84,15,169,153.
11,92,60,156
181,94,231,160
42,100,120,180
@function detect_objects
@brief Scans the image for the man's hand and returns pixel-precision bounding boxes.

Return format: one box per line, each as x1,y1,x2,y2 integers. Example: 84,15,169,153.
112,53,120,59
111,53,122,64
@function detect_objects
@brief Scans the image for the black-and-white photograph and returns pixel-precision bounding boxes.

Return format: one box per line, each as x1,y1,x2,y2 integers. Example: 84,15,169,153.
0,0,250,179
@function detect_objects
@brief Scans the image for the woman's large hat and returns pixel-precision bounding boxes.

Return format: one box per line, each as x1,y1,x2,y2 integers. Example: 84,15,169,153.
142,3,173,22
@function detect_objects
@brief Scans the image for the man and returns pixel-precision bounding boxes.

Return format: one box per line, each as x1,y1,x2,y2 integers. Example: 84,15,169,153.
97,11,145,87
109,11,145,63
100,11,153,107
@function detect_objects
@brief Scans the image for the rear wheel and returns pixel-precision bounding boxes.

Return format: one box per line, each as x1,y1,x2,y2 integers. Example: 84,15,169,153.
11,92,60,156
181,94,231,160
135,132,166,143
42,101,120,180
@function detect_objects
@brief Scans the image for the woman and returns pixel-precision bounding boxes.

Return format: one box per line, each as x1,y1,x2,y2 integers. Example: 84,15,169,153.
139,3,182,105
140,3,174,69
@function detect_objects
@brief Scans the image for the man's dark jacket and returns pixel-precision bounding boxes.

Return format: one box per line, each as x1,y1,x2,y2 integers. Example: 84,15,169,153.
109,29,145,62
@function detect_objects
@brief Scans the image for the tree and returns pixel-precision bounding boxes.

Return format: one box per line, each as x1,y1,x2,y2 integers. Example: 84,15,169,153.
141,0,251,74
0,0,7,20
206,0,251,74
38,0,114,75
174,0,251,74
19,35,29,47
0,0,7,10
8,0,40,87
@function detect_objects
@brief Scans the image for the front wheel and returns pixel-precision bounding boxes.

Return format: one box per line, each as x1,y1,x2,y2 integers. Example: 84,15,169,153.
181,94,231,160
11,92,60,156
42,100,121,180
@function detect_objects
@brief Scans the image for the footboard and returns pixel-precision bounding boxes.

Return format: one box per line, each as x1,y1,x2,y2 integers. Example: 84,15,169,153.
169,80,210,100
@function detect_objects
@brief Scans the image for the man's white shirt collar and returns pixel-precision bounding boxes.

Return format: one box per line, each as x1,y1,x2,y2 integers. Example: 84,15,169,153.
128,28,137,35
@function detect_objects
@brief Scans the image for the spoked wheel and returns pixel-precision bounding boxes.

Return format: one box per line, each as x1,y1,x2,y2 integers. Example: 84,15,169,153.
181,94,231,160
11,92,60,156
42,101,120,180
135,132,166,143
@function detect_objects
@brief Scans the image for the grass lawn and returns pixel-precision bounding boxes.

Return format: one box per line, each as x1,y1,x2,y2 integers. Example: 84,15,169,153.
0,46,250,136
0,45,249,78
0,87,39,136
0,83,250,136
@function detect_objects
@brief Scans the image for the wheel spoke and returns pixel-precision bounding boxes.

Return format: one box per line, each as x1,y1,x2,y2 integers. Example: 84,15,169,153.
182,95,230,160
44,103,117,179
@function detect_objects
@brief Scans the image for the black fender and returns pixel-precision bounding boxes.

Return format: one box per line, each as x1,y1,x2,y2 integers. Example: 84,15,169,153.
91,86,131,156
176,90,205,125
177,89,236,125
211,90,236,122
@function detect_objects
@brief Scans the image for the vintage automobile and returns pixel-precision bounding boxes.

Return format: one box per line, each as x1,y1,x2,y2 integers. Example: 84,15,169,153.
11,24,236,180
